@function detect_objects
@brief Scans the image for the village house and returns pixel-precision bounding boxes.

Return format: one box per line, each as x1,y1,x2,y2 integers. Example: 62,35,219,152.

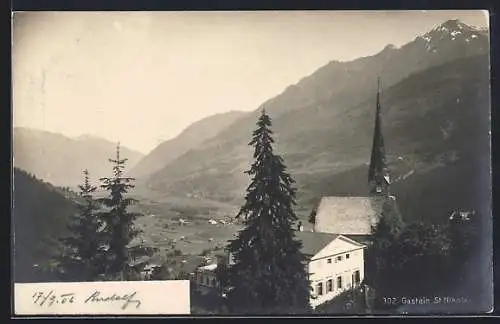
449,209,475,221
295,230,366,308
193,263,220,295
192,228,366,309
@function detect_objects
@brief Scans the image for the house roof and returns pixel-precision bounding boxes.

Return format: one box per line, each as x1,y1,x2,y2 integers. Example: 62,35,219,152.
314,196,385,235
343,234,372,244
295,231,339,257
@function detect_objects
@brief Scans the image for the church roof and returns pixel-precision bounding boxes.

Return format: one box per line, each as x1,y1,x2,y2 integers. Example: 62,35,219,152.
313,196,386,235
295,231,339,257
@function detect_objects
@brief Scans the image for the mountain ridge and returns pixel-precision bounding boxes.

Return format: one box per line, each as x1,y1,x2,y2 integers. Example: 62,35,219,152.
130,110,247,178
13,127,144,187
133,19,488,182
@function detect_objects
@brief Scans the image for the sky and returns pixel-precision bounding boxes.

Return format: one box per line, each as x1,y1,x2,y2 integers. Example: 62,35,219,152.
12,10,489,154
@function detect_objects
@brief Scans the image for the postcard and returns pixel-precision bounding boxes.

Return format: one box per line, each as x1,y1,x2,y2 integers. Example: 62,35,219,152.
11,10,493,316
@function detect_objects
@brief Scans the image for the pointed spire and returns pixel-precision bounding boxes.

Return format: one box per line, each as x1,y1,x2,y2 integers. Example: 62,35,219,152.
368,77,389,197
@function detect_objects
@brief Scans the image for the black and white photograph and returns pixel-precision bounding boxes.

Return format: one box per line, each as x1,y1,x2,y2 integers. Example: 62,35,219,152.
11,10,493,316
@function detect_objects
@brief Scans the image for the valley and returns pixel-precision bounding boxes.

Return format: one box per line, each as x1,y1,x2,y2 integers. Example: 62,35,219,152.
12,19,491,295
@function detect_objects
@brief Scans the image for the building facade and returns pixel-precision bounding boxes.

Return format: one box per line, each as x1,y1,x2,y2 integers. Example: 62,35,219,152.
295,231,366,308
193,263,220,295
197,231,367,309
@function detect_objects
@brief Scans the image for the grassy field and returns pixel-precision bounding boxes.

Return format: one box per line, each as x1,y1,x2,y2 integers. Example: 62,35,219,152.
131,195,243,257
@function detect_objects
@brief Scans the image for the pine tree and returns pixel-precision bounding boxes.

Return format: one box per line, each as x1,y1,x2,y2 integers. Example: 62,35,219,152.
365,208,398,288
226,109,311,314
58,169,106,281
97,143,154,280
380,198,404,234
308,206,317,226
391,222,452,295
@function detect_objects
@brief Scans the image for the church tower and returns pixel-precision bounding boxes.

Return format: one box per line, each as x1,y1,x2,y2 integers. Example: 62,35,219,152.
368,77,390,197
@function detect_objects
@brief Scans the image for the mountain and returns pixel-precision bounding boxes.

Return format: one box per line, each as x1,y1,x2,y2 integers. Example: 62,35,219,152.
12,167,77,282
13,128,145,187
130,111,246,178
141,20,490,222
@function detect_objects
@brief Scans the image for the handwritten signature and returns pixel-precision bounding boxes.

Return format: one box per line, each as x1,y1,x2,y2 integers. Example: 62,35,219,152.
85,290,141,310
32,290,141,310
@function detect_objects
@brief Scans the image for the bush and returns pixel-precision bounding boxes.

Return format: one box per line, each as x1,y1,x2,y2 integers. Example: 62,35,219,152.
368,221,454,302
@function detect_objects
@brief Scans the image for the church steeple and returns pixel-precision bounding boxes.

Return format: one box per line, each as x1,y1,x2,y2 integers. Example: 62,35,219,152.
368,77,390,197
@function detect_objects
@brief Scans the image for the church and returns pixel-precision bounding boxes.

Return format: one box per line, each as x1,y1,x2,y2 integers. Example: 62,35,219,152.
310,78,401,244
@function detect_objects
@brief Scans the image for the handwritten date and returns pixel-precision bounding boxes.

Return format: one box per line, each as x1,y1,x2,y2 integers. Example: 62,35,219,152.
32,290,76,306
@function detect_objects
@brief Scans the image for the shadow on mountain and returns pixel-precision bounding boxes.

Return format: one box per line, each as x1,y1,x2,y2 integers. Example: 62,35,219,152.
12,168,75,282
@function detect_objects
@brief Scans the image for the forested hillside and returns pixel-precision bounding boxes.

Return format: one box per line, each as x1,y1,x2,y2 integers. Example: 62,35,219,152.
12,168,75,282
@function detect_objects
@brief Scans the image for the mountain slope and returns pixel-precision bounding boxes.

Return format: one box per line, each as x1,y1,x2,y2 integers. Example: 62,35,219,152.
13,128,144,187
147,54,489,217
142,20,490,220
12,168,77,282
195,19,488,147
130,110,246,178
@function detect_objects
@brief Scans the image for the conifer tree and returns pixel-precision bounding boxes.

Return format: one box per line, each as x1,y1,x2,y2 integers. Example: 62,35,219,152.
308,206,317,225
365,199,405,303
97,143,154,280
58,169,106,281
226,109,311,314
365,207,398,289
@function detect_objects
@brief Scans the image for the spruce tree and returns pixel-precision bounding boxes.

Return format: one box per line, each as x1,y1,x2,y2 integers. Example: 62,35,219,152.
308,206,317,226
226,109,311,314
365,199,405,305
365,211,397,286
97,143,154,280
58,169,106,281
